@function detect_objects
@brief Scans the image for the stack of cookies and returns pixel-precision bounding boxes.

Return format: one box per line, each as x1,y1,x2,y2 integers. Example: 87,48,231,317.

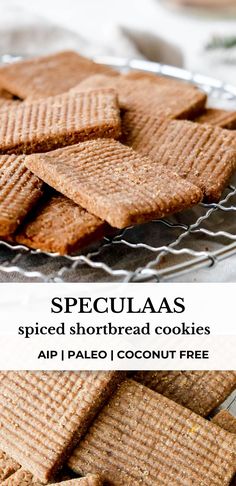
0,371,235,484
0,50,236,255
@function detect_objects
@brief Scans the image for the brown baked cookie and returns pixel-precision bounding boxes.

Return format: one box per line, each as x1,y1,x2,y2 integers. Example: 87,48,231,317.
0,155,44,236
123,70,201,96
24,139,203,229
0,51,118,99
0,451,20,482
122,110,236,202
194,108,236,129
2,469,102,486
75,73,206,119
0,89,121,155
133,371,236,416
68,379,236,486
0,371,123,483
15,193,107,255
212,410,236,435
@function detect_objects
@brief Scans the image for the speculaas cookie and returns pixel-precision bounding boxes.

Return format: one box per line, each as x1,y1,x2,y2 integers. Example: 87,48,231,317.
194,108,236,129
76,73,206,119
212,410,236,435
24,139,203,229
68,379,236,486
0,51,118,99
0,451,20,482
1,469,42,486
0,371,123,483
133,370,236,416
122,110,236,202
15,193,107,255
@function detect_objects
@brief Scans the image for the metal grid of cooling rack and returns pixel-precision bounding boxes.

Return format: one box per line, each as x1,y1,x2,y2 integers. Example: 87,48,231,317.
1,56,236,282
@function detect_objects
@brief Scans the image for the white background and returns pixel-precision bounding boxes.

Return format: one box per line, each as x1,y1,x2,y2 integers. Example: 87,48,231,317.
2,0,236,78
0,283,235,370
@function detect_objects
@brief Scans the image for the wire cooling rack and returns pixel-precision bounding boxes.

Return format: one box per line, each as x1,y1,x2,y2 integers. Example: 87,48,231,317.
1,56,236,282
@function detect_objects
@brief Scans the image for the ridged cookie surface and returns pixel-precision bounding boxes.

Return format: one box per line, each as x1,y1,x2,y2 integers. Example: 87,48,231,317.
15,193,106,255
0,155,44,236
133,370,236,416
76,73,206,119
0,451,20,482
0,51,118,99
212,410,236,435
69,379,236,486
195,108,236,129
0,89,120,155
25,139,202,229
122,111,236,201
0,371,122,483
2,469,102,486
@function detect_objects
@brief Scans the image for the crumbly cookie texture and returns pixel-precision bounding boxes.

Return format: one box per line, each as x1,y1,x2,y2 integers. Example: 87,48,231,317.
0,371,123,483
0,154,44,236
194,108,236,129
15,193,107,255
0,451,20,482
75,73,207,119
212,410,236,435
122,110,236,202
133,370,236,416
69,379,236,486
0,88,121,155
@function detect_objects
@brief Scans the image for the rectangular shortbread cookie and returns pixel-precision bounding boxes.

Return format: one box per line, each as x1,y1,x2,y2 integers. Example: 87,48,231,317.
194,108,236,129
133,371,236,416
15,193,107,255
68,379,236,486
0,155,44,236
212,410,236,435
0,371,122,483
122,110,236,202
123,70,181,84
0,51,118,99
76,73,207,119
0,89,120,155
24,139,202,229
212,413,236,485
